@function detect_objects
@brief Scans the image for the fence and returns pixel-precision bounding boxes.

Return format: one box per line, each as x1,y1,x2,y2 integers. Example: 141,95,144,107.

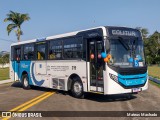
149,76,160,84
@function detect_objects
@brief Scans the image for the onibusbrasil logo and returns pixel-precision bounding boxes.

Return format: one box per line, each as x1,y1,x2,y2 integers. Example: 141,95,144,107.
2,112,42,118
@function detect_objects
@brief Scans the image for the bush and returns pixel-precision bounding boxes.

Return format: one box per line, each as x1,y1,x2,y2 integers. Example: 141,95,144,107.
146,56,154,65
154,56,160,64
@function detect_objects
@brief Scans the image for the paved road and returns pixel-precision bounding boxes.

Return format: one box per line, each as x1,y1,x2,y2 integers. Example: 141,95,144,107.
0,82,160,120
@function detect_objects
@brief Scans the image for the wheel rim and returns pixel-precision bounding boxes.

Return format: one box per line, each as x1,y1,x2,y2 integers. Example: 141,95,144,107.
24,77,28,87
73,82,82,95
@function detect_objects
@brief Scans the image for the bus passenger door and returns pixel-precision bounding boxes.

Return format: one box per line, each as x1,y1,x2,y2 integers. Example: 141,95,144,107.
14,47,21,81
34,42,48,87
35,43,47,75
87,39,104,92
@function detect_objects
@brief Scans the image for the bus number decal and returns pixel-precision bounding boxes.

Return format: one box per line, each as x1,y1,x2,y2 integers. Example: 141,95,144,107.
72,66,76,70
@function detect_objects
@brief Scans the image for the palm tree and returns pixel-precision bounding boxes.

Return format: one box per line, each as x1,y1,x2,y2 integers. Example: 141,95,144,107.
136,27,149,39
141,28,149,39
4,11,30,42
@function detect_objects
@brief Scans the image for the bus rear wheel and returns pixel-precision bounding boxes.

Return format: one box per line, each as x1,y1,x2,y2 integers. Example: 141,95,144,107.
71,80,84,98
22,74,31,90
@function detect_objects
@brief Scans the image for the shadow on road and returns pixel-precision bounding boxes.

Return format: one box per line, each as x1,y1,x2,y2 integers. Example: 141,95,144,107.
11,82,137,102
11,82,56,92
11,82,22,88
84,93,137,102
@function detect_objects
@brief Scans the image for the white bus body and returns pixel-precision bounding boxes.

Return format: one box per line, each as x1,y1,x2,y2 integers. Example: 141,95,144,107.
10,26,148,98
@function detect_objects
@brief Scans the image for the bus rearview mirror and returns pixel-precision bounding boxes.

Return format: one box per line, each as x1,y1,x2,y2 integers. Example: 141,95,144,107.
105,40,110,51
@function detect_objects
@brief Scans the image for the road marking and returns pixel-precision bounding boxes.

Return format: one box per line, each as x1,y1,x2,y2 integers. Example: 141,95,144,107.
0,92,49,118
2,91,54,120
10,92,50,111
19,92,54,111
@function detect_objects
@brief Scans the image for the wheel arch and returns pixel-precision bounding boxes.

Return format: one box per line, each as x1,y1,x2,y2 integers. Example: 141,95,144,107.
21,71,31,90
21,71,28,81
67,73,82,91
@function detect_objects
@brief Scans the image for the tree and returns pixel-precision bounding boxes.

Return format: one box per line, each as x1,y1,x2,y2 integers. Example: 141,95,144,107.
141,28,149,39
0,54,9,68
136,27,149,40
3,54,9,63
144,31,160,64
4,11,30,42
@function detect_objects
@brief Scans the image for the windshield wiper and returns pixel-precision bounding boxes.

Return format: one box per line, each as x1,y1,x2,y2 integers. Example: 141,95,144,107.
118,37,130,50
131,38,138,50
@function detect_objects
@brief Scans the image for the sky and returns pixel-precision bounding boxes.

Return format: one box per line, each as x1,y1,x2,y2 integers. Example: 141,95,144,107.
0,0,160,51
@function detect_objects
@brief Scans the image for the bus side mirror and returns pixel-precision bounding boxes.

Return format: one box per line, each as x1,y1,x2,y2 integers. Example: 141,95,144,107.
105,40,110,51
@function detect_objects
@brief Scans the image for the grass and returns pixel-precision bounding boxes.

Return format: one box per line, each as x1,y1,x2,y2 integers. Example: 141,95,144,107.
148,65,160,79
0,67,9,80
148,65,160,88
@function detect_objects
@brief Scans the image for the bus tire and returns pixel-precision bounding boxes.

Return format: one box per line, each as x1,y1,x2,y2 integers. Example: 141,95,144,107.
71,79,84,98
22,74,31,90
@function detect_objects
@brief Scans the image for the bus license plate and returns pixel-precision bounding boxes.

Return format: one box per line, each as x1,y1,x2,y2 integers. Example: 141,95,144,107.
132,88,141,93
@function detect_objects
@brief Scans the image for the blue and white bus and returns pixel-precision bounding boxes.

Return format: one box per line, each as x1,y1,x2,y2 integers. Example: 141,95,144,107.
10,26,148,98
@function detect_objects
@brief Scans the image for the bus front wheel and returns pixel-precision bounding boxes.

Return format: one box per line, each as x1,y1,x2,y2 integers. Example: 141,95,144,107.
22,74,31,90
71,79,84,98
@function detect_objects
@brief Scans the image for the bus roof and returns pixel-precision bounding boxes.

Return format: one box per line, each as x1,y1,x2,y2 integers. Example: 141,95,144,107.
11,26,107,46
10,26,138,46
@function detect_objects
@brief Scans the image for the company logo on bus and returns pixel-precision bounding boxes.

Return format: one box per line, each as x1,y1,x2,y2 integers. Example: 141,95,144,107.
88,33,100,37
21,64,29,68
36,37,46,42
112,30,136,37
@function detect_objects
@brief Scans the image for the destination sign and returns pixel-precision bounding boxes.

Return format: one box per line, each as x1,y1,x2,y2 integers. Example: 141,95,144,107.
107,27,140,37
36,37,46,42
112,30,136,37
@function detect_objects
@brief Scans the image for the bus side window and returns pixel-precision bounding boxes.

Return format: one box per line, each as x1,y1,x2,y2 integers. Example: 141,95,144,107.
15,48,21,61
23,44,34,60
37,51,44,60
49,40,62,59
63,37,83,59
36,44,46,60
49,50,56,59
37,51,41,60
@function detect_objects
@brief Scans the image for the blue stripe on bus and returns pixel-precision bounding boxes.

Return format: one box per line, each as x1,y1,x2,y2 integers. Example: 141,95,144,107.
31,63,45,86
118,73,147,86
12,61,44,86
118,73,147,79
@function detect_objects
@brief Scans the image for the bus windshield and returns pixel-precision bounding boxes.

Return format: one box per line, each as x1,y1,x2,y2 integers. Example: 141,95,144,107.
108,37,145,68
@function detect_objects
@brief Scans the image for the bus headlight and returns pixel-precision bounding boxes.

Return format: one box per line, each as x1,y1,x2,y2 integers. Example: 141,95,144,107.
109,73,118,82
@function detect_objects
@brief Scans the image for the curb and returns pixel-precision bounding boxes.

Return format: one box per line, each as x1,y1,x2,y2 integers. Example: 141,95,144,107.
149,76,160,84
0,79,13,85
